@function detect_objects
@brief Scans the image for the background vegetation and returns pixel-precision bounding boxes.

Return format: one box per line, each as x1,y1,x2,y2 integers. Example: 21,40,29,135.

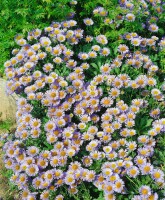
1,0,165,77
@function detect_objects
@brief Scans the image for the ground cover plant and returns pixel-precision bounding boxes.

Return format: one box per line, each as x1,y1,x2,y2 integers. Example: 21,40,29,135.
0,0,165,199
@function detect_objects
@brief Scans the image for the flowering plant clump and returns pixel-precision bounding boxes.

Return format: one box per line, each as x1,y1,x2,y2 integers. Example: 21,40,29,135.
1,0,165,199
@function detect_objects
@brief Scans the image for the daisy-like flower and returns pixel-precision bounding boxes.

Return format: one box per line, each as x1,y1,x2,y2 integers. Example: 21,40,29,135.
37,158,48,169
124,161,133,169
101,113,113,122
5,158,14,169
96,35,108,45
99,8,108,17
83,18,94,26
126,13,135,22
82,156,93,167
74,107,85,116
80,114,90,123
32,177,43,189
66,59,77,69
100,48,110,56
27,146,39,157
43,63,53,73
53,57,63,64
72,79,83,89
57,34,66,42
78,52,89,60
151,88,161,96
38,52,47,60
134,156,146,167
46,133,57,144
147,38,156,46
104,18,113,24
127,166,139,178
112,78,123,88
26,164,39,176
147,77,157,86
138,147,151,157
68,187,78,195
27,194,37,200
85,35,93,43
149,65,158,73
106,151,117,160
112,121,122,130
17,38,27,46
109,88,120,99
88,51,97,58
140,163,153,175
30,118,41,129
150,108,160,119
90,150,102,160
55,195,64,200
125,120,135,128
40,190,50,200
64,174,75,185
158,37,165,48
114,179,124,193
151,169,164,182
103,181,114,194
40,37,51,47
92,45,101,52
101,97,113,107
104,193,116,200
118,44,129,54
102,168,113,177
85,170,96,182
131,38,141,46
139,185,151,197
63,49,74,57
67,148,76,157
52,46,62,56
63,127,74,138
17,98,27,107
21,189,31,199
111,59,122,68
126,141,137,151
44,170,54,182
149,24,158,32
50,156,60,167
138,135,149,144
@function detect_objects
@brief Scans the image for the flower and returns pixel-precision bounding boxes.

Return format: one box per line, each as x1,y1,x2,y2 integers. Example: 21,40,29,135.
83,18,94,26
131,38,141,46
65,174,75,185
151,169,164,182
126,13,135,21
139,185,151,197
96,35,108,45
149,24,159,32
118,44,129,54
127,166,139,178
26,164,39,176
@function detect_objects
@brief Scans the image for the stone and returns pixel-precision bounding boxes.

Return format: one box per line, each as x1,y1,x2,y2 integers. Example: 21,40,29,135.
0,78,18,123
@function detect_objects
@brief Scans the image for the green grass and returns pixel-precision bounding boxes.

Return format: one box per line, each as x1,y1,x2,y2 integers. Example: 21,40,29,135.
0,119,13,132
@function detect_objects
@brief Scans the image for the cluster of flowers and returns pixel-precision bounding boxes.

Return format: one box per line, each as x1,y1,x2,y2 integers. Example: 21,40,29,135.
93,0,164,33
1,0,165,200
